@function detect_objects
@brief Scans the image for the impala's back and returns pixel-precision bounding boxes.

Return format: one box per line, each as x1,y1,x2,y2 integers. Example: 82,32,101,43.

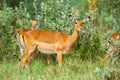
26,30,68,43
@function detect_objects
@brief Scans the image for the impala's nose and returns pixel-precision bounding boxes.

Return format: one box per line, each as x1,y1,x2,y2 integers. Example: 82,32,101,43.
80,29,82,32
78,28,82,32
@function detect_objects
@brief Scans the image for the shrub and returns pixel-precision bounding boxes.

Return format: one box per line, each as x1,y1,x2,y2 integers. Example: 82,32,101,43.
0,7,16,60
22,0,74,33
73,23,101,60
0,5,31,61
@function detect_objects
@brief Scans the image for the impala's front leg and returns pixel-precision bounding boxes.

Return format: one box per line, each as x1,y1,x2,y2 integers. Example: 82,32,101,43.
27,49,38,63
57,50,62,66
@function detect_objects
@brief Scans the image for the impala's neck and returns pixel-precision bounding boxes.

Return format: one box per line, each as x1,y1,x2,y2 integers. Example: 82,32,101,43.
69,26,79,45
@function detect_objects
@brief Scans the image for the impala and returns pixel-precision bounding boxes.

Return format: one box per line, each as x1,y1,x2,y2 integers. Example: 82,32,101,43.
17,19,52,64
101,32,120,64
18,15,90,67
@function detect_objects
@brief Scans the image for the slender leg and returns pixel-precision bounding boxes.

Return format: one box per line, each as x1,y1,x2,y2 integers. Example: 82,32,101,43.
40,54,44,63
47,54,51,65
20,50,29,67
27,49,38,63
101,53,110,64
20,47,35,67
101,45,116,64
57,51,62,66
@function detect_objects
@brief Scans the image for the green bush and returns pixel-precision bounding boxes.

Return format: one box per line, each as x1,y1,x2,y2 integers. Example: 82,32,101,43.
73,23,101,60
0,5,31,61
98,0,120,63
98,0,120,31
0,7,16,60
22,0,74,33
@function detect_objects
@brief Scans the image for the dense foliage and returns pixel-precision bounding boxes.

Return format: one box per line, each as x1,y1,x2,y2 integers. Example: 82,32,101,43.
98,0,120,62
0,6,31,60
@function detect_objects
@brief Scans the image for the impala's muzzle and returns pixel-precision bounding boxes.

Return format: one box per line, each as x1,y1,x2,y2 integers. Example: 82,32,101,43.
78,28,82,32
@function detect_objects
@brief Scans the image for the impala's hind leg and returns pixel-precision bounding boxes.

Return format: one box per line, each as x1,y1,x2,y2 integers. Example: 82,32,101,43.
40,54,51,64
101,44,116,64
20,45,36,67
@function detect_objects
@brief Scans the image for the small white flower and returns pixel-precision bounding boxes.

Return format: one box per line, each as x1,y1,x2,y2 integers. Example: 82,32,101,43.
94,67,101,73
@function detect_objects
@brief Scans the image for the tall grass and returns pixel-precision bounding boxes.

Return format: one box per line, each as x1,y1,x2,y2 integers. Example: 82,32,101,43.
0,54,119,80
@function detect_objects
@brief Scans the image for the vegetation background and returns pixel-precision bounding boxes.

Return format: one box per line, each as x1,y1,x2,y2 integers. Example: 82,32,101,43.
0,0,120,80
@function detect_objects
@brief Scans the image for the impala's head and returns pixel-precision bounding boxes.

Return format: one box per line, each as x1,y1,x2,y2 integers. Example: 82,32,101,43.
69,15,90,32
30,19,36,29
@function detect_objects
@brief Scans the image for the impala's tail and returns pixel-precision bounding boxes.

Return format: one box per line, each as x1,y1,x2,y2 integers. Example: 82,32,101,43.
17,32,26,57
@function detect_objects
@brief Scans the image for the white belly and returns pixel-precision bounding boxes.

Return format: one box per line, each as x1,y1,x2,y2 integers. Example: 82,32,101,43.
39,49,56,54
37,42,69,54
37,42,56,54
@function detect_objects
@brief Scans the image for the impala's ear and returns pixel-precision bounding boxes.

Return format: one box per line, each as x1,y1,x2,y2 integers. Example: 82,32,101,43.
82,16,90,24
69,15,75,22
